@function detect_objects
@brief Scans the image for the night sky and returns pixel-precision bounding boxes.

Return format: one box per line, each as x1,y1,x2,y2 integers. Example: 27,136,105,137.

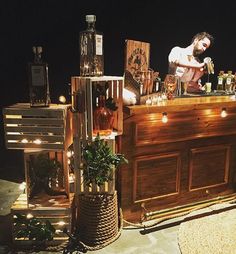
1,0,236,176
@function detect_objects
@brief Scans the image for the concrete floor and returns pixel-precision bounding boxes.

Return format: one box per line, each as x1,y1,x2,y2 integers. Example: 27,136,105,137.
1,176,236,254
0,178,182,254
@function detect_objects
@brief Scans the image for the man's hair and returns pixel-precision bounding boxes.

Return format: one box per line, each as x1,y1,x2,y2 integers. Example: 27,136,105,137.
191,32,214,45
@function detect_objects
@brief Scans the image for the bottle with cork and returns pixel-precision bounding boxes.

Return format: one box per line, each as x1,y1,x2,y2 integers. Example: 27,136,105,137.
79,15,104,77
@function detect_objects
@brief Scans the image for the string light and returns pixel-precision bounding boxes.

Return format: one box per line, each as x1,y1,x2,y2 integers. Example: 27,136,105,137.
19,181,26,191
26,213,34,219
57,221,66,226
21,138,28,143
162,112,168,123
221,108,227,118
59,95,66,104
33,138,42,144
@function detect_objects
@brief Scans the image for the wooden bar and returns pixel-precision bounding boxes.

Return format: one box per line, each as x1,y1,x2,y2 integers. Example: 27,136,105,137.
119,95,236,223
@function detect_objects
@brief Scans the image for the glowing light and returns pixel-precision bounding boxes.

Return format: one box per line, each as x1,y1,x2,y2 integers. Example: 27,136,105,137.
21,138,28,143
221,108,227,118
59,95,66,104
19,182,26,190
26,213,33,219
67,151,72,158
57,221,66,226
69,173,75,183
162,112,168,123
33,139,42,145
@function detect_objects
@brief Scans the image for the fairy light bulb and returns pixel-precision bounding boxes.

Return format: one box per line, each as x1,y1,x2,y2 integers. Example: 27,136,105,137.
33,138,42,144
162,112,168,123
19,181,26,191
59,95,66,104
21,138,28,143
221,108,227,118
67,151,72,158
26,213,33,219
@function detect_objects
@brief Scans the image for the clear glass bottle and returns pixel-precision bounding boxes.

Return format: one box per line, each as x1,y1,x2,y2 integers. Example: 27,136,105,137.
225,70,233,94
28,46,50,107
79,15,104,76
217,70,225,91
153,72,161,93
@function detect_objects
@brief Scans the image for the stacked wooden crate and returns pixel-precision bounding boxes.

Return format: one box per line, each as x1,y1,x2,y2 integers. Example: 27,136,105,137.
71,76,124,195
2,103,74,246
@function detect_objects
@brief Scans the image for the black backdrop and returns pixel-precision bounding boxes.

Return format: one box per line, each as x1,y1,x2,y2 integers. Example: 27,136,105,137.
1,0,236,178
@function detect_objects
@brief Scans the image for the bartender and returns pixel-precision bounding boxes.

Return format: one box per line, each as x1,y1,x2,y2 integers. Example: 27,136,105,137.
168,32,214,93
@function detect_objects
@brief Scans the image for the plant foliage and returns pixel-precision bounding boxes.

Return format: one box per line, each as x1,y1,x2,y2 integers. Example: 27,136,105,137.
14,213,55,242
83,134,128,186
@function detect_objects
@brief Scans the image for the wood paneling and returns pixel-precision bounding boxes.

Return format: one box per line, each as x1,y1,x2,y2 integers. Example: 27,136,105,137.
120,96,236,222
189,144,230,191
133,152,181,203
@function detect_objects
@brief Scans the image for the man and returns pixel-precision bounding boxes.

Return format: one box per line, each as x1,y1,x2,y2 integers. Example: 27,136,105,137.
168,32,214,93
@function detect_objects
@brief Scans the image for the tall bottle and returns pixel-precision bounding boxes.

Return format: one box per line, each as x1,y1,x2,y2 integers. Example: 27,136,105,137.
28,46,50,107
225,70,233,94
79,15,104,76
217,70,224,91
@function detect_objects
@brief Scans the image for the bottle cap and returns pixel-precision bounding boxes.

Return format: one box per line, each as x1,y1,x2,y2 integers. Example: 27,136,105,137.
86,15,96,23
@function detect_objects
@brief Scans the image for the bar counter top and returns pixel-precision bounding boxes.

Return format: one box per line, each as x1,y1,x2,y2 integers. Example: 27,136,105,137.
124,95,236,115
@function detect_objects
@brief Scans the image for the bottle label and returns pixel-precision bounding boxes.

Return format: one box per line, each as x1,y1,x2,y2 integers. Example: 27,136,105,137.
31,65,45,86
226,77,231,85
218,77,223,85
95,34,103,55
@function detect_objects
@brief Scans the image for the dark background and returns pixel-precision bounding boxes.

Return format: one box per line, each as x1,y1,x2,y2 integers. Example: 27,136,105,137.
1,0,236,180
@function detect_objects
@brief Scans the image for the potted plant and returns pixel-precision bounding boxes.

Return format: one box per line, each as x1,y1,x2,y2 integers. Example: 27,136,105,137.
77,134,128,249
82,134,128,187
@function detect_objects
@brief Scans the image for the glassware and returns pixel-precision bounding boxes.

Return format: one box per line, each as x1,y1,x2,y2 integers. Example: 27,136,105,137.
79,15,104,76
225,70,233,94
93,95,114,136
217,71,225,91
28,46,50,107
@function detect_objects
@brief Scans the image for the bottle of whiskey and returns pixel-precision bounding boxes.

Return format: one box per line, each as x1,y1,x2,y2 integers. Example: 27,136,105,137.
79,15,104,76
28,46,50,107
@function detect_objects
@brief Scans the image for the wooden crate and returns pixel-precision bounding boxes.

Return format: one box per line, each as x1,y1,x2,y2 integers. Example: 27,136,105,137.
74,138,117,195
11,193,75,247
2,103,72,150
24,149,72,204
71,76,124,141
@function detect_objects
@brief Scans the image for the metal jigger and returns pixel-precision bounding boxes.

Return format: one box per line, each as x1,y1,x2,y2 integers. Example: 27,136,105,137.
204,57,214,74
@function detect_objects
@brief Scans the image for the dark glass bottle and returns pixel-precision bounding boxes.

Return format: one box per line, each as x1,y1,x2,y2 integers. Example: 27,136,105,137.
93,95,114,136
28,46,50,107
79,15,104,76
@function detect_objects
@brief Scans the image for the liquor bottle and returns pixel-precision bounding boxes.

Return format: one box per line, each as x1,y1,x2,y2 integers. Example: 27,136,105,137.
93,94,114,136
217,70,224,91
28,46,50,107
225,70,233,94
153,72,161,93
79,15,104,76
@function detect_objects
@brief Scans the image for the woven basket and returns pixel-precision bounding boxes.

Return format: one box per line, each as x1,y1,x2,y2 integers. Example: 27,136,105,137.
78,191,119,247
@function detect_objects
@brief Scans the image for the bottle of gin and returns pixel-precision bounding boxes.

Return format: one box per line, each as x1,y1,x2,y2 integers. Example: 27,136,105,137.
28,46,50,107
79,15,104,76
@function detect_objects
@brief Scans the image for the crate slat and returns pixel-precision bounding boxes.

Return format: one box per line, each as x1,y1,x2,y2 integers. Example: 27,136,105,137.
2,103,71,150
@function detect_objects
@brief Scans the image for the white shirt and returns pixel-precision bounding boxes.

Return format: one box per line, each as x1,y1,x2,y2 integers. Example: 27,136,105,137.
168,46,200,83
